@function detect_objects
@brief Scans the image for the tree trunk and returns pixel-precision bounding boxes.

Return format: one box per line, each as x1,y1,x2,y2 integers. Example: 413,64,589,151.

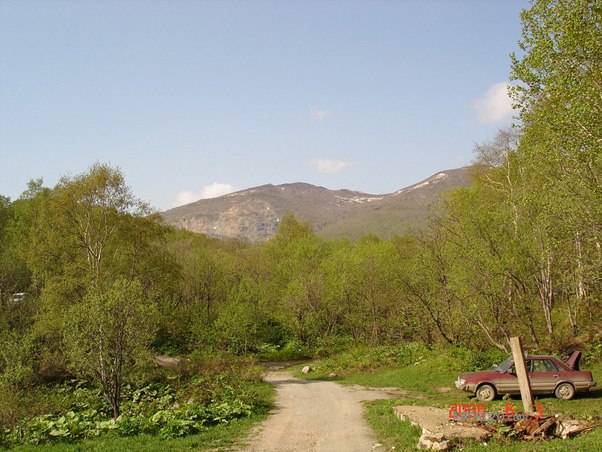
536,250,554,337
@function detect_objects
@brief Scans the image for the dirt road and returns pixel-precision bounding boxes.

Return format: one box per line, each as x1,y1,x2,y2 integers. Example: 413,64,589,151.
239,371,396,452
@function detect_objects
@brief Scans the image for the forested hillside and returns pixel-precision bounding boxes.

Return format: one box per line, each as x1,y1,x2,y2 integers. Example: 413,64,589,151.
1,0,601,448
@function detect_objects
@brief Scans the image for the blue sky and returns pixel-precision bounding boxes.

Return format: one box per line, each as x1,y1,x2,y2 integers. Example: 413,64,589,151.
1,0,529,210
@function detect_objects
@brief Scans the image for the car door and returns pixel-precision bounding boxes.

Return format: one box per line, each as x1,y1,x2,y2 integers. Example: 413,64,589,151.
529,358,561,393
497,359,532,394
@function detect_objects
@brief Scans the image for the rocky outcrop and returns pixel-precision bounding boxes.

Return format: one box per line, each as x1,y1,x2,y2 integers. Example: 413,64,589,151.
393,406,488,451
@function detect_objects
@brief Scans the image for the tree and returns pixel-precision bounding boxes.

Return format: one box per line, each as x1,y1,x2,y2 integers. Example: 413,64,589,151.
28,164,159,286
265,214,325,345
320,239,359,339
510,0,602,237
29,163,169,347
180,247,228,327
350,239,402,344
269,212,313,250
0,180,49,303
0,195,18,300
510,0,602,154
472,127,521,169
276,233,327,345
212,280,265,356
510,0,602,340
393,233,460,345
64,278,158,418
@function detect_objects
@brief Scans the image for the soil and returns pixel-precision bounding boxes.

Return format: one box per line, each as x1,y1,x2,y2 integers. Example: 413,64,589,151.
238,371,399,452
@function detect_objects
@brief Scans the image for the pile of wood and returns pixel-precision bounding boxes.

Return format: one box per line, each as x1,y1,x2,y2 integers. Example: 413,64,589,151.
452,413,598,442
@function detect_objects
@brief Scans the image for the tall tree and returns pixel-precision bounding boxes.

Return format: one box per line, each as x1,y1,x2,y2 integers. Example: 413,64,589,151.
27,163,169,357
510,0,602,339
33,163,155,282
510,0,602,155
510,0,602,235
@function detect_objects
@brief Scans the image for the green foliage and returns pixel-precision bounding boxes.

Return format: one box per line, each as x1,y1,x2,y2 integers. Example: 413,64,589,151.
447,347,508,372
2,357,272,447
0,328,38,387
312,335,359,359
255,339,311,361
30,163,171,349
363,399,423,451
306,342,432,376
4,416,265,452
510,0,602,148
4,392,254,445
63,278,159,418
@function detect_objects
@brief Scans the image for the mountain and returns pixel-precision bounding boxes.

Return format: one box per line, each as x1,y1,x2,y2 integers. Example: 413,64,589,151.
161,167,473,241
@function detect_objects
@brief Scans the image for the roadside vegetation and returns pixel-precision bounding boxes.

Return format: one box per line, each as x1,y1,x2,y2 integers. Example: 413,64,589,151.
1,1,601,450
1,356,272,450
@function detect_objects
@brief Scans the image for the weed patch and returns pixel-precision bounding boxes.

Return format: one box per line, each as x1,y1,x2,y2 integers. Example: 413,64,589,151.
1,358,273,449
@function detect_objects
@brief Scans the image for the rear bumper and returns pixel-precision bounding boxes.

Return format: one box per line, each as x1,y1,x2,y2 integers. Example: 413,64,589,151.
576,381,597,391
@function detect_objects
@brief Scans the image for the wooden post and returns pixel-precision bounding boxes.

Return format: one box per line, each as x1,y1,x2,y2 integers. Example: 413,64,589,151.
510,336,534,415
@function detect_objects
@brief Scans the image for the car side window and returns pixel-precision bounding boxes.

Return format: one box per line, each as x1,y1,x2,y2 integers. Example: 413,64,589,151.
548,359,564,372
532,359,545,373
507,360,532,374
532,359,556,373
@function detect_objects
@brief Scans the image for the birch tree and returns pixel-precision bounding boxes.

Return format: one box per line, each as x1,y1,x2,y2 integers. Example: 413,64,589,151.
64,278,157,418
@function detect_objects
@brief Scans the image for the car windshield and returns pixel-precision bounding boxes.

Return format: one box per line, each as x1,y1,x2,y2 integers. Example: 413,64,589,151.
495,358,514,373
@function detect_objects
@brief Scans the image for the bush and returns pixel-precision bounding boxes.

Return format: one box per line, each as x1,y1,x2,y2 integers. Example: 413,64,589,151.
255,339,311,361
305,343,511,378
310,342,432,375
448,346,507,372
313,336,359,358
0,329,37,387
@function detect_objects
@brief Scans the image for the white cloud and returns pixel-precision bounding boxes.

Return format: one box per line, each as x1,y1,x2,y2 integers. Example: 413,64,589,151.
473,82,514,124
175,182,239,206
308,157,350,175
200,182,239,199
310,107,333,120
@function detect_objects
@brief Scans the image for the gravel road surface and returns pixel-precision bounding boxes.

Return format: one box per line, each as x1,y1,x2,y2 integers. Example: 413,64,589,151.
240,371,394,452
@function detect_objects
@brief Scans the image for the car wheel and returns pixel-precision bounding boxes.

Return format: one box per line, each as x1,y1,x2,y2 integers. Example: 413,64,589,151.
476,384,496,402
555,382,575,400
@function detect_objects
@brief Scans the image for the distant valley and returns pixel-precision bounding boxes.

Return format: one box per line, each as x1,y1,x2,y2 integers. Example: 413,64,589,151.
161,167,473,241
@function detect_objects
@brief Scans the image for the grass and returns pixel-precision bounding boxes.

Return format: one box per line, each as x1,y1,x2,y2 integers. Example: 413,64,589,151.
363,399,423,450
5,414,266,452
296,344,602,451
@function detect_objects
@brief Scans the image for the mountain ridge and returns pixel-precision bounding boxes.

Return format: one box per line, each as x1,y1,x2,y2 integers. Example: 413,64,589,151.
161,167,473,241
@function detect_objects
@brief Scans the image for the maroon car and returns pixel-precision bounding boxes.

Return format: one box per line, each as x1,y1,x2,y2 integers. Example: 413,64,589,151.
455,350,596,401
